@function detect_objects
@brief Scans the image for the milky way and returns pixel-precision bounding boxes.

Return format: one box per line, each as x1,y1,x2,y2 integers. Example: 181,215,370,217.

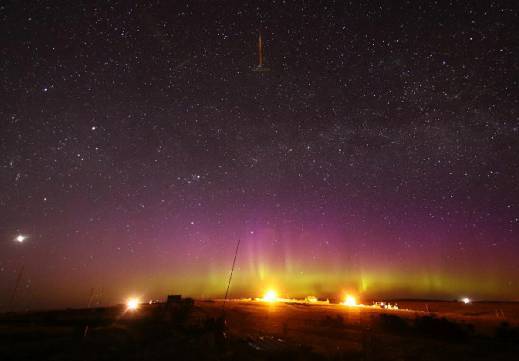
1,1,518,308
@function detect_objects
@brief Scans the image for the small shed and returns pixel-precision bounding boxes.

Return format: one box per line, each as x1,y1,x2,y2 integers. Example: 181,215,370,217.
166,295,182,304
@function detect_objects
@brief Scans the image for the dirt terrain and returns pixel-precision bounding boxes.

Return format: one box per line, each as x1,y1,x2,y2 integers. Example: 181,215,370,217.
0,299,518,360
201,300,519,357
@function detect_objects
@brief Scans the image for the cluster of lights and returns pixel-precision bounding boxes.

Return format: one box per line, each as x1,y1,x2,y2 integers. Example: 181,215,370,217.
255,291,400,310
305,296,318,303
373,301,399,310
124,290,466,311
259,289,361,307
255,291,330,305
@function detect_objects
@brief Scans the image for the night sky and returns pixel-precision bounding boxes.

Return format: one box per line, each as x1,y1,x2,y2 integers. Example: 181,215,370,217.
1,1,518,309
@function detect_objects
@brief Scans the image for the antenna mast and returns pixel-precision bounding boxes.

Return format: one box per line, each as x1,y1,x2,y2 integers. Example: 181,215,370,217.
253,32,270,72
223,239,241,305
258,33,263,67
8,265,25,311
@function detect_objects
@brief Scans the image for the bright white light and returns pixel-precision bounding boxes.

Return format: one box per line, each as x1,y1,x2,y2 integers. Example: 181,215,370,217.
262,290,278,302
127,298,140,310
15,235,27,243
462,297,471,304
343,295,357,307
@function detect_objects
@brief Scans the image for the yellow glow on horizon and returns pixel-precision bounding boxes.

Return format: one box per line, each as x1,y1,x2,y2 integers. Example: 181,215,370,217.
126,267,513,303
306,296,318,303
262,289,278,302
126,298,140,310
342,294,357,307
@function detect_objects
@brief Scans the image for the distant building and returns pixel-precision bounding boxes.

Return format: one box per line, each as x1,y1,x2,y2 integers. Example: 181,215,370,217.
164,294,194,322
167,295,182,304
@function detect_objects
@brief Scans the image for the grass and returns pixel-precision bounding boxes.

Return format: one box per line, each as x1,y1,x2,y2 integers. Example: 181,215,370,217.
0,301,518,360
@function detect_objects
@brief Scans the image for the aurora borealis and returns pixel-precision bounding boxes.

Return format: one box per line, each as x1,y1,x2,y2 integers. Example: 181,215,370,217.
1,1,518,309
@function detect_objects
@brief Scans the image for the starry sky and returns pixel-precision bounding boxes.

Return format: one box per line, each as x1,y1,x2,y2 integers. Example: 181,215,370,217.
1,1,518,309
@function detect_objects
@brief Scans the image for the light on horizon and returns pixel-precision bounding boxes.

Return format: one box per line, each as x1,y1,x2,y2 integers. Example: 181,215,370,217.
126,298,140,310
262,290,278,302
462,297,471,304
306,296,318,303
342,295,357,307
15,234,27,243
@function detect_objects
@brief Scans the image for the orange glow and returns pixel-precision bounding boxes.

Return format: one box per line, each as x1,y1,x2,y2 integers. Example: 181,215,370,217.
126,298,140,310
342,294,357,307
305,296,318,303
262,290,278,302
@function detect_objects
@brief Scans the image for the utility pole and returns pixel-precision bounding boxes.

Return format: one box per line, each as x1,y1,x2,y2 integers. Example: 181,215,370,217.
223,239,241,312
8,265,25,311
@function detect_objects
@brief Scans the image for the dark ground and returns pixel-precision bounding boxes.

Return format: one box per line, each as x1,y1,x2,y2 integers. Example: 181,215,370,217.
1,300,518,361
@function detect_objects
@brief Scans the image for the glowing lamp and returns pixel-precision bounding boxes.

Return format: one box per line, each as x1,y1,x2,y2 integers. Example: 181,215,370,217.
15,235,27,243
263,290,278,302
343,295,357,307
126,298,140,310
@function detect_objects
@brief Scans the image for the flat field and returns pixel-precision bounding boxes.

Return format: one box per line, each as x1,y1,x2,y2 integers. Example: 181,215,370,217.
199,300,519,358
0,300,517,360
